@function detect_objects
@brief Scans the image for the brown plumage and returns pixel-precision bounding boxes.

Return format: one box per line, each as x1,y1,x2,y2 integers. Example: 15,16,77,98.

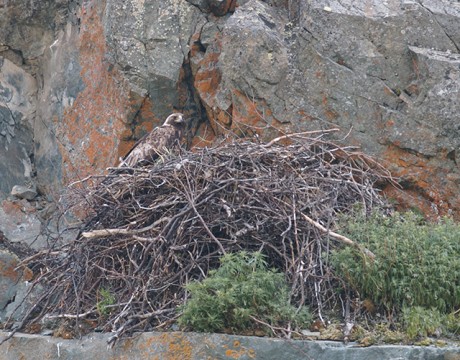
120,113,186,167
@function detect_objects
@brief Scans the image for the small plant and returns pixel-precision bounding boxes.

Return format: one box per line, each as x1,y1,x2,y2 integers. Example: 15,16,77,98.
445,311,460,335
330,211,460,313
178,251,312,334
96,287,116,317
402,306,444,340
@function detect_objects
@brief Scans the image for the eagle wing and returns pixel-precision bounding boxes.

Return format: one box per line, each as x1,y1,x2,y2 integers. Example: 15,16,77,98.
121,125,180,167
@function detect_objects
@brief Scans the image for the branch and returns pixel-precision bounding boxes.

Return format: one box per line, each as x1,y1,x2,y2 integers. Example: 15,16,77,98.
81,217,169,239
301,213,375,259
262,129,340,148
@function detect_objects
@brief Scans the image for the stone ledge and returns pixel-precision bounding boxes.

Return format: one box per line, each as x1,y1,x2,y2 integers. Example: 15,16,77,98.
1,331,459,360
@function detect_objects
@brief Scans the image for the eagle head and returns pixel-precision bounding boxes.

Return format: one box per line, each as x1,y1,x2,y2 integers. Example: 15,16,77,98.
163,113,185,127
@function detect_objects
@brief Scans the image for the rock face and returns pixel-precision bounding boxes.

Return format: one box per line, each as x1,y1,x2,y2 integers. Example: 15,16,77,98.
0,249,21,312
0,331,459,360
0,59,37,199
0,0,459,228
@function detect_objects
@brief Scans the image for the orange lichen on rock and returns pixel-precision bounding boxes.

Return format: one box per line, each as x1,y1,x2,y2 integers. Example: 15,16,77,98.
222,340,256,359
1,199,24,216
57,2,130,184
0,252,20,282
209,0,237,16
321,93,339,121
382,145,459,219
193,36,222,104
192,121,216,148
136,332,192,360
231,89,267,134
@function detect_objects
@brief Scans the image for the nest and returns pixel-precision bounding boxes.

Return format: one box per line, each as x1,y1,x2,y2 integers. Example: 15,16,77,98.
9,134,394,344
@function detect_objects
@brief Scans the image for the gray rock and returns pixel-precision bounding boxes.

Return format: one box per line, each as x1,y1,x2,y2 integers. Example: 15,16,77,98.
11,185,37,201
34,22,81,197
0,58,37,201
103,0,203,120
191,0,460,214
0,280,38,324
0,331,458,360
0,250,21,311
186,0,211,13
0,199,77,251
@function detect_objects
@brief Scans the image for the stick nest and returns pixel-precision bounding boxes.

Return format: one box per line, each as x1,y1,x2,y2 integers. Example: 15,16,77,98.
12,136,394,343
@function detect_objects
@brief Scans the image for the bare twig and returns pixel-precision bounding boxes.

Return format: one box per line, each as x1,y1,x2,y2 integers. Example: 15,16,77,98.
300,213,375,259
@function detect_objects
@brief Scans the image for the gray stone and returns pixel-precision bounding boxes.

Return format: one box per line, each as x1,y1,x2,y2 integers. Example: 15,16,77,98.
34,22,79,197
0,58,37,201
0,331,458,360
0,199,77,251
0,250,21,311
103,0,203,120
0,281,38,324
186,0,211,13
11,185,37,201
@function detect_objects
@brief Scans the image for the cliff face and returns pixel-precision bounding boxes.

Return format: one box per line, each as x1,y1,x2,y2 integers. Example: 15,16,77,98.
0,0,459,241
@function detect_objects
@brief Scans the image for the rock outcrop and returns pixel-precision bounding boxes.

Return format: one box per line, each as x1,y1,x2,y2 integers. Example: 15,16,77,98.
1,331,459,360
0,0,459,246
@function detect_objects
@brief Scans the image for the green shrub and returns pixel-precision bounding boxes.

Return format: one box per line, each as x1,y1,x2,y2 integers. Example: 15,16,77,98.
445,311,460,335
402,306,444,339
330,211,460,313
178,251,312,334
402,306,460,340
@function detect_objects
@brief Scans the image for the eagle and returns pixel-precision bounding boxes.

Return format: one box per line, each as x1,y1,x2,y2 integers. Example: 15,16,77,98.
120,113,186,167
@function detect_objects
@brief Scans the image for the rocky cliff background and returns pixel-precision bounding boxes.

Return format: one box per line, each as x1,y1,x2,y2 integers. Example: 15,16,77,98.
0,0,459,248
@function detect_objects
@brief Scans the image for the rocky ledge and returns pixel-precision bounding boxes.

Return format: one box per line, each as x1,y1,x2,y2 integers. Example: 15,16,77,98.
0,331,459,360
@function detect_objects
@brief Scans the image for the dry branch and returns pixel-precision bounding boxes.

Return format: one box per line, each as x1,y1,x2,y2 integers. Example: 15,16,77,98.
300,213,375,259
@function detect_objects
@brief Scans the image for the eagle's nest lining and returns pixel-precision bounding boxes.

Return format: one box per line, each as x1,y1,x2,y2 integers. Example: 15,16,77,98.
8,135,394,344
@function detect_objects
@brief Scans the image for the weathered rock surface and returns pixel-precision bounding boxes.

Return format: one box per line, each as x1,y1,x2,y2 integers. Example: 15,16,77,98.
0,244,37,324
0,200,47,250
190,0,460,216
11,185,37,201
0,59,37,200
0,250,21,311
0,0,460,230
0,331,458,360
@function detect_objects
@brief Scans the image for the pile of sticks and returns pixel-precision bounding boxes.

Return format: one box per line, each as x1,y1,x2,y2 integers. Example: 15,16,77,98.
10,133,394,343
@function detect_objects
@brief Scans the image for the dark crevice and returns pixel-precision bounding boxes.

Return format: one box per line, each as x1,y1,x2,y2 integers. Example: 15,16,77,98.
178,57,209,148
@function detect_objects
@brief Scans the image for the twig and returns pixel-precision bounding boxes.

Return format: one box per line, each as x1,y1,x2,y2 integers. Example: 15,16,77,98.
300,213,375,259
248,315,303,338
262,129,339,147
82,217,169,239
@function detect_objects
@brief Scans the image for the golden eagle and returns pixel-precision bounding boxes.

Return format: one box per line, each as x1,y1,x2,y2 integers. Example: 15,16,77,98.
120,113,186,167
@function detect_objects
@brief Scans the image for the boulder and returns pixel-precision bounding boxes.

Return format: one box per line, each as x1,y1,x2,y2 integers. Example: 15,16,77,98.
11,185,37,201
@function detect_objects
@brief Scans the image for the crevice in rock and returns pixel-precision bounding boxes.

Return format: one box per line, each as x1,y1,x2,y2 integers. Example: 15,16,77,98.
447,149,457,165
178,55,210,147
417,1,460,53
